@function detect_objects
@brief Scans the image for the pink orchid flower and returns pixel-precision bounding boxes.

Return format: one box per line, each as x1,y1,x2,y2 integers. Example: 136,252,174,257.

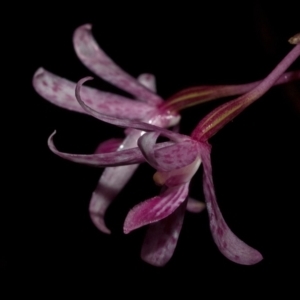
33,24,300,236
48,37,300,266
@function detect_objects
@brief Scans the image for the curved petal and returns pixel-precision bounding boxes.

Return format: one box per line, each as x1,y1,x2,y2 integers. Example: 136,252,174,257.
137,73,156,93
154,157,201,187
48,131,145,166
137,132,161,169
90,72,160,233
73,24,163,105
141,200,187,266
89,129,142,233
198,142,263,265
89,164,139,234
123,183,189,234
33,68,152,119
186,197,206,213
75,77,188,142
94,138,124,153
153,140,199,171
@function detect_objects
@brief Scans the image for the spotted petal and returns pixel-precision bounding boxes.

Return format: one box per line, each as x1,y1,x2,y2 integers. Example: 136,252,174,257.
137,131,161,169
89,129,142,233
124,183,189,234
153,140,199,172
73,24,163,105
48,131,174,167
198,142,263,265
75,77,188,142
89,164,139,234
141,200,187,266
89,72,160,234
33,68,152,119
48,131,144,166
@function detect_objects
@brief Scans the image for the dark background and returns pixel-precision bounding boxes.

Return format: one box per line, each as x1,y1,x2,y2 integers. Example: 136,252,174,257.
4,1,300,293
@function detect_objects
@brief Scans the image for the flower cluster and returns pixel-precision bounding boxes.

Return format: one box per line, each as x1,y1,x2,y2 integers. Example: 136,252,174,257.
33,25,300,266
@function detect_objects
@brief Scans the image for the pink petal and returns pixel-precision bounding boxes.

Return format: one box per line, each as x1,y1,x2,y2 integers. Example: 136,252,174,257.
141,200,187,266
123,183,189,234
89,71,165,234
73,24,163,106
198,142,263,265
94,138,123,153
48,131,145,166
138,132,200,172
153,140,199,171
89,129,142,234
33,68,153,119
186,197,206,213
137,132,161,169
153,157,201,187
89,164,138,234
75,77,188,142
137,74,156,93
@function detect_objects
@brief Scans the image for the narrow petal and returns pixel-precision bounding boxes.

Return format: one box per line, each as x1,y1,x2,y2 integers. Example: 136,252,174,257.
94,138,123,153
73,24,163,105
89,129,142,233
89,164,139,234
75,77,188,142
153,140,199,171
48,131,145,166
90,72,160,233
137,74,156,93
123,183,189,234
137,131,161,169
33,68,153,119
141,200,187,266
153,157,201,187
48,131,174,167
198,142,263,265
186,197,206,213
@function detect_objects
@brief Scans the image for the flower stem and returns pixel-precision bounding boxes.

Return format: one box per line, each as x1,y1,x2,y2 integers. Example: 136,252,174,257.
162,70,300,112
191,43,300,141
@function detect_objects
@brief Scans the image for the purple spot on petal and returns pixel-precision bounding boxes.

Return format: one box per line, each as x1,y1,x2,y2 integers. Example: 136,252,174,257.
217,227,224,236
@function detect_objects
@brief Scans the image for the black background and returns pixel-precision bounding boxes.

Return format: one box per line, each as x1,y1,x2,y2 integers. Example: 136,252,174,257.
4,1,300,294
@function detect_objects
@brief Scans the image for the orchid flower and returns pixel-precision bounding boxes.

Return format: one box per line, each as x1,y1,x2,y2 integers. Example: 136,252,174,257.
48,35,300,266
33,24,300,235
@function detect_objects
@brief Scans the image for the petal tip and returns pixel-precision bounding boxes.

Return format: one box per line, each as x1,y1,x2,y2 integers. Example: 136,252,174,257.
123,224,132,235
89,212,111,235
77,23,92,31
250,251,263,265
33,67,45,78
123,214,139,234
47,131,57,150
141,255,167,267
